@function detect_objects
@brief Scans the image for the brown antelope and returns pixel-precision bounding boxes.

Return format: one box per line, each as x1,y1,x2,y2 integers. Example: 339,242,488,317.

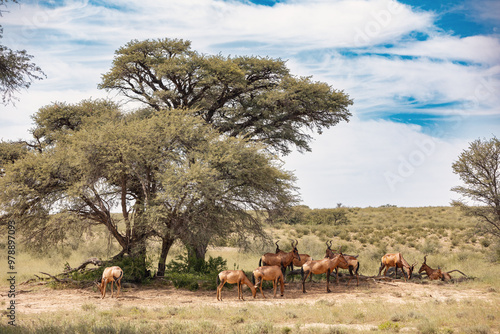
260,239,301,276
274,241,311,282
325,241,360,286
216,270,257,301
301,253,349,293
275,240,311,267
418,255,467,281
96,266,123,299
252,265,285,298
378,253,416,282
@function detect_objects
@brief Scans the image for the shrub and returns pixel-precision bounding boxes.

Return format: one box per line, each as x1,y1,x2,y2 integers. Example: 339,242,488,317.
378,321,400,331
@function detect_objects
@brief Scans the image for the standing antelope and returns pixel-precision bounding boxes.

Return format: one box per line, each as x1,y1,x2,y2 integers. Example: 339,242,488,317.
260,239,301,277
378,253,416,282
96,266,123,299
252,265,285,298
275,240,311,281
325,241,360,286
301,253,349,293
418,255,467,281
216,270,256,301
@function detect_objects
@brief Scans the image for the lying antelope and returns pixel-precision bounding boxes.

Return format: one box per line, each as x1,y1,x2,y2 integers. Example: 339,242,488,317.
260,239,300,276
325,241,360,286
252,265,285,298
216,270,256,301
378,253,416,282
96,266,123,299
418,255,467,281
301,253,349,293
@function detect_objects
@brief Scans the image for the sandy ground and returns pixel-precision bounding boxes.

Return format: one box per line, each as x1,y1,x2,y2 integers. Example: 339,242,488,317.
6,278,495,315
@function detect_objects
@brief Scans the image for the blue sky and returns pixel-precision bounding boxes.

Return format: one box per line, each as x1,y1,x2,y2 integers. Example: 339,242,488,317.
1,0,499,208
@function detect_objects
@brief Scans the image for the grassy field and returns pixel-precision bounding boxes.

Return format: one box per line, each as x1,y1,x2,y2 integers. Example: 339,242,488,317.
1,206,499,333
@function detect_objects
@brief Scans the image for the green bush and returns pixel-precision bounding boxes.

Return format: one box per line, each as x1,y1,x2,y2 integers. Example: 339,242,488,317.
164,254,227,291
378,321,400,331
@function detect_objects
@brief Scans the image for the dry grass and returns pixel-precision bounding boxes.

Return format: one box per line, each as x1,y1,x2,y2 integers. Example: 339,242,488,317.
1,206,499,333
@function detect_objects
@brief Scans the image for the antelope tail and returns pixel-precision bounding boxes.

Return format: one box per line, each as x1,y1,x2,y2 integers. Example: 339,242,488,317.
252,273,255,285
115,270,124,282
356,262,360,275
259,258,262,267
216,275,220,286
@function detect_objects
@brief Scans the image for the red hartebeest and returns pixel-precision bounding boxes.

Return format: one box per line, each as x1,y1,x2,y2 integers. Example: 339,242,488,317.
260,240,301,276
216,270,257,301
96,266,123,299
275,240,311,267
275,240,311,281
301,253,349,293
418,255,467,281
252,265,285,298
378,253,416,281
325,241,359,286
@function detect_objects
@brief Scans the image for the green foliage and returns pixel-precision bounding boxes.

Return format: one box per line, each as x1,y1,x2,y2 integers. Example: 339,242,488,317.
99,38,352,155
71,256,152,283
378,321,400,331
452,137,500,241
166,254,226,275
0,44,45,105
272,205,350,226
164,254,227,290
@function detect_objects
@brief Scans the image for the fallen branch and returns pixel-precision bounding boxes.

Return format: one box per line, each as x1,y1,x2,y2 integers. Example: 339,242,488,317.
63,257,103,274
40,272,65,283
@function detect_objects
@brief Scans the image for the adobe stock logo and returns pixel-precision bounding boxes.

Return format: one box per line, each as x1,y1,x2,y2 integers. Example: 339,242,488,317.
3,1,58,51
354,0,405,47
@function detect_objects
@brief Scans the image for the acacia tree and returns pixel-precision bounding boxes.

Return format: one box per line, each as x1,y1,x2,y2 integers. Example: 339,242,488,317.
99,37,352,263
151,134,296,274
451,137,500,239
0,99,297,276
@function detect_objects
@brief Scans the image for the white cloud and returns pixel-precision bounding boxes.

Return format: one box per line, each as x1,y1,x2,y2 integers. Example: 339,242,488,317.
283,117,467,208
387,35,500,64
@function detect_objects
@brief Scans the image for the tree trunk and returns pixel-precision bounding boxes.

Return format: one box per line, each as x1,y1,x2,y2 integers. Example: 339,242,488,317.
185,237,210,272
157,236,176,277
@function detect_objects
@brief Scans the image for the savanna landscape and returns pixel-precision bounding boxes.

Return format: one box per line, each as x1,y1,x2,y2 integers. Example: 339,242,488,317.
1,6,500,334
1,206,499,334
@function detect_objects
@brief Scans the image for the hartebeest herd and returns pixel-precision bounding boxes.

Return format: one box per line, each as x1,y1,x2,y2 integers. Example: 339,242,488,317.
213,240,468,301
93,241,467,300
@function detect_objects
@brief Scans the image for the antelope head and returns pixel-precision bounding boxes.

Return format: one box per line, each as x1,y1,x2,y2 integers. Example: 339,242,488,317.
408,262,417,279
419,256,427,273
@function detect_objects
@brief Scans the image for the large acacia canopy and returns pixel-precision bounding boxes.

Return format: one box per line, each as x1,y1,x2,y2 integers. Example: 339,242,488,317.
99,38,353,155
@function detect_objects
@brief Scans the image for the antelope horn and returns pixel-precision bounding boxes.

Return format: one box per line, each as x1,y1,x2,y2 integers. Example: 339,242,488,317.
295,239,298,247
423,255,427,263
338,245,343,254
275,240,280,247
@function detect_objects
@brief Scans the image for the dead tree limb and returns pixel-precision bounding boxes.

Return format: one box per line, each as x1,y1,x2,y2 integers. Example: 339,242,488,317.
63,257,104,274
